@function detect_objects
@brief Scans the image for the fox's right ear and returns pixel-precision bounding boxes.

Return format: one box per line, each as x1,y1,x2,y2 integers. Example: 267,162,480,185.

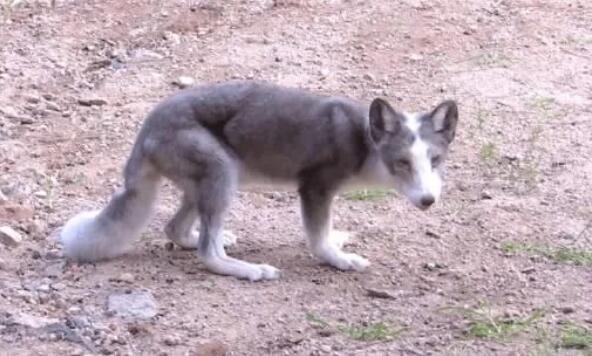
369,98,401,143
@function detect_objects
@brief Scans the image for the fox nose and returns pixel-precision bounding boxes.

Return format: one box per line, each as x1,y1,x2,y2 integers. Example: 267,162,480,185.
420,195,435,208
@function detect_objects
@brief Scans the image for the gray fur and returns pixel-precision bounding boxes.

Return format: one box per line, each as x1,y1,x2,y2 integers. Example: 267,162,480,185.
60,80,458,281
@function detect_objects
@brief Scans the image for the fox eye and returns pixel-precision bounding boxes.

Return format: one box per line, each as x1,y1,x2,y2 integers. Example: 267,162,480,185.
431,155,442,167
395,159,411,169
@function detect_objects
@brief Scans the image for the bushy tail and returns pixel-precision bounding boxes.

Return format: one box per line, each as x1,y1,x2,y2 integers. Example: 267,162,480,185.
60,154,161,262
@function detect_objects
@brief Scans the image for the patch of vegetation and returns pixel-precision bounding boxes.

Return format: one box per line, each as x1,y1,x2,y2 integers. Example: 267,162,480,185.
442,305,544,341
476,51,513,68
338,322,403,342
529,96,555,114
501,241,592,267
558,324,592,350
342,189,392,201
479,142,497,162
305,313,403,342
305,313,330,329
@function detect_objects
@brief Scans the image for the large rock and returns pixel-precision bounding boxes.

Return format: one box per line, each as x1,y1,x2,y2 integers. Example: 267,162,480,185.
107,290,157,319
0,226,22,246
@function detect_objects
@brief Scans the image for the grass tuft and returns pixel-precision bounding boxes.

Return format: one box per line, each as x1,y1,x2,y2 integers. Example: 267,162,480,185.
306,313,403,342
501,241,592,266
559,324,592,350
480,142,497,162
342,189,392,201
441,305,544,341
338,322,404,342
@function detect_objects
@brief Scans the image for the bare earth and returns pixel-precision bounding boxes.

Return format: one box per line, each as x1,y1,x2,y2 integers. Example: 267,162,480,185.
1,1,591,355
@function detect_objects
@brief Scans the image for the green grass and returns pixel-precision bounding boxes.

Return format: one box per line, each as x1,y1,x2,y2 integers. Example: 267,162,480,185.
501,241,592,267
441,305,544,341
305,313,403,342
342,188,392,201
306,313,330,329
338,322,404,342
529,96,555,114
559,324,592,350
480,142,497,162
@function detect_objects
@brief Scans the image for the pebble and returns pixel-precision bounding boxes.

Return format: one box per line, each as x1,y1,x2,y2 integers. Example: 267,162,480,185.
173,76,196,89
163,335,181,346
0,226,22,246
78,98,108,106
112,272,135,283
194,340,228,356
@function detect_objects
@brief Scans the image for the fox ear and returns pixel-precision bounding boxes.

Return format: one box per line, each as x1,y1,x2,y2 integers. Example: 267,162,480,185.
369,98,401,143
430,100,458,143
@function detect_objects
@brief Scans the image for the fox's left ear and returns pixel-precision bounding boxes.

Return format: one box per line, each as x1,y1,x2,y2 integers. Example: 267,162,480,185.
430,100,458,143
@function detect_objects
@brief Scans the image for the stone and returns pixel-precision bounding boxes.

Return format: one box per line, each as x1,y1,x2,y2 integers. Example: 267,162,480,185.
78,98,108,106
111,272,135,283
107,290,157,319
173,76,196,89
0,226,22,246
195,340,228,356
12,313,59,329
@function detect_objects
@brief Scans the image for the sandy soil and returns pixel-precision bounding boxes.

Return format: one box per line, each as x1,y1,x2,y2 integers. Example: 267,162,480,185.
0,0,591,355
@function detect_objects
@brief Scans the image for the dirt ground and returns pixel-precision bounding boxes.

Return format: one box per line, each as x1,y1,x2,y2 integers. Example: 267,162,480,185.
1,0,591,355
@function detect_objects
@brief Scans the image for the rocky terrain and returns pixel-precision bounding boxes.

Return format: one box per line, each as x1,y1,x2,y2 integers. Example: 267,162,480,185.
0,0,591,355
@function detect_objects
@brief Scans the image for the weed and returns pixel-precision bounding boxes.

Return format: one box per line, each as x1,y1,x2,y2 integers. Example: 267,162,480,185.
305,313,330,329
559,324,592,350
529,96,555,114
338,322,404,342
342,189,392,201
306,313,403,342
476,52,513,68
441,305,544,341
480,142,497,162
501,241,592,266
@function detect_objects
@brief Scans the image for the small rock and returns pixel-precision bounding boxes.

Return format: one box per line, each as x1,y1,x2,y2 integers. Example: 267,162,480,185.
423,262,445,271
425,230,441,239
45,102,61,112
78,98,108,106
107,290,157,319
24,94,41,104
164,241,175,251
365,287,396,300
195,340,228,356
163,335,181,346
320,344,332,353
0,190,6,203
521,266,536,274
0,226,22,247
37,284,51,293
51,282,66,291
112,272,135,283
363,73,375,82
12,313,59,329
480,190,493,200
560,306,575,314
20,116,35,125
407,53,424,61
173,76,195,89
162,31,181,44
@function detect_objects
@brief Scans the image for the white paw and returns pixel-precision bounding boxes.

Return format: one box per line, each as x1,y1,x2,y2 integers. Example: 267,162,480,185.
314,246,370,272
253,263,282,281
200,255,281,282
222,230,238,247
330,230,351,249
